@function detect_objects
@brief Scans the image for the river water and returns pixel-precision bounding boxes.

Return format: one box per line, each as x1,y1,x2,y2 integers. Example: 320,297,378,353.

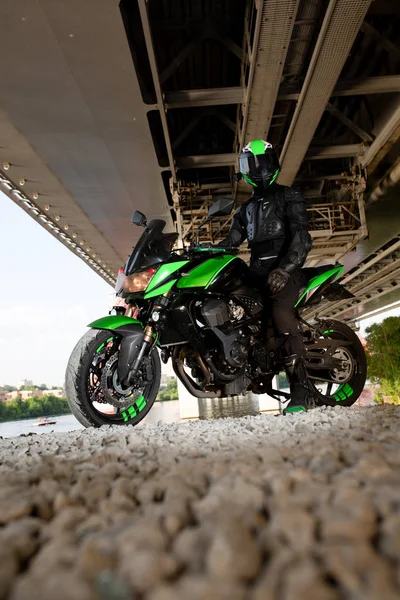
0,400,181,439
0,394,269,438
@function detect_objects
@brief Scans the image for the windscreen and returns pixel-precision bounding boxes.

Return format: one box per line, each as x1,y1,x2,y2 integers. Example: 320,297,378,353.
125,219,178,275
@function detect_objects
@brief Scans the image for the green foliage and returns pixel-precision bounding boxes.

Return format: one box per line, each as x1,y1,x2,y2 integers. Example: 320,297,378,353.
0,385,16,392
278,372,288,389
0,394,71,422
365,316,400,405
156,377,178,402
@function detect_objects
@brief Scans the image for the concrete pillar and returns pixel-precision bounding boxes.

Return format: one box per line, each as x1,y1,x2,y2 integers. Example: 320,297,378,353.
177,378,200,420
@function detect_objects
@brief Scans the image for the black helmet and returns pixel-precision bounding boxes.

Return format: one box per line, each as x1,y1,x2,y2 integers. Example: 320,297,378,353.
237,139,280,190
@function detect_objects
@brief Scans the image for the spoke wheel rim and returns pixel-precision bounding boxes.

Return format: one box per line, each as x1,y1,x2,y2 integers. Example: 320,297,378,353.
307,332,357,404
86,334,152,423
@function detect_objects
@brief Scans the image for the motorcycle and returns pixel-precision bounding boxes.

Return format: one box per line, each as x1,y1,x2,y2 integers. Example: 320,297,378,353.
65,198,367,427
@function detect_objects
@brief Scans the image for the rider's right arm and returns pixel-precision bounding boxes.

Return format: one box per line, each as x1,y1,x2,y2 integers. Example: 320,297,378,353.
217,206,247,248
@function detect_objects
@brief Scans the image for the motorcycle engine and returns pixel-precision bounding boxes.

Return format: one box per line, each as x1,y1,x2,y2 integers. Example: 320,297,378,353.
201,299,251,367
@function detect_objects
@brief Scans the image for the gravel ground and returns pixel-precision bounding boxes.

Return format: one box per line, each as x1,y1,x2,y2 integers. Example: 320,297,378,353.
0,405,399,600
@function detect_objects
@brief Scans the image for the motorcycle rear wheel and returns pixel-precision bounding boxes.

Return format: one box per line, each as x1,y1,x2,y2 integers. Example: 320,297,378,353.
65,329,161,428
306,319,367,407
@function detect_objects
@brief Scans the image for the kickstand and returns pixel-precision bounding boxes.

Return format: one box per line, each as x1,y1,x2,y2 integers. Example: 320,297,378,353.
265,384,291,404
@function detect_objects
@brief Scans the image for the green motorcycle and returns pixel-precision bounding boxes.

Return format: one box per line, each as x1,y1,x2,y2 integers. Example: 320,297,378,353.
65,198,367,427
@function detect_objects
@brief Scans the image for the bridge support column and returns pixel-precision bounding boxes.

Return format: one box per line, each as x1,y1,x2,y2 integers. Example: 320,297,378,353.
177,379,200,420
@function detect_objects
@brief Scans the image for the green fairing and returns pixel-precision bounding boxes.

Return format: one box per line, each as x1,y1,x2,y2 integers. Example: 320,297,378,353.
295,266,344,307
146,261,189,293
249,139,266,155
88,316,143,330
144,279,177,299
177,255,237,289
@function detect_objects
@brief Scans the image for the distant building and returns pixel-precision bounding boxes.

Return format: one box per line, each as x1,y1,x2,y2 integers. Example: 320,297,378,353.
4,391,21,402
20,390,43,400
3,388,65,402
160,374,175,387
45,389,64,398
18,379,33,389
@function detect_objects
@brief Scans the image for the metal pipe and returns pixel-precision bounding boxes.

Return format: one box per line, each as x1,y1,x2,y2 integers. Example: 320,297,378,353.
367,160,400,207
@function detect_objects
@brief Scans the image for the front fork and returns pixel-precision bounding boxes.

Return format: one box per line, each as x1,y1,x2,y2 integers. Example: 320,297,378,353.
130,324,154,376
119,293,169,386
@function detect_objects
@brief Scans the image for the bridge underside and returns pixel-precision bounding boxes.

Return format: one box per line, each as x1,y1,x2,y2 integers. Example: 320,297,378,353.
1,0,400,319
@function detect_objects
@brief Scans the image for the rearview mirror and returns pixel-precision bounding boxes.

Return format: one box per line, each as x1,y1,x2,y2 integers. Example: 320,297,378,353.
208,198,234,219
132,211,147,227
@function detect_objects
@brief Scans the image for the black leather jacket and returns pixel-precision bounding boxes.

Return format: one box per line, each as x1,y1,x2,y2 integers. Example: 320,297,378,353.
220,183,312,273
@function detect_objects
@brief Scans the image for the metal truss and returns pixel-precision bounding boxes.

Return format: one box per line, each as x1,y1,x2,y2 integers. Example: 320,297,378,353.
304,234,400,322
178,168,367,264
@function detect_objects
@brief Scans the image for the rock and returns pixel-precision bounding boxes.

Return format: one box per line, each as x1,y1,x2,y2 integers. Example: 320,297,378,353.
9,570,98,600
119,550,179,593
77,538,118,581
117,522,168,551
0,518,41,562
95,570,132,600
206,520,261,580
43,506,88,539
379,514,400,560
0,406,399,597
172,526,210,571
265,507,315,552
280,558,340,600
149,576,247,600
0,550,18,598
0,491,33,523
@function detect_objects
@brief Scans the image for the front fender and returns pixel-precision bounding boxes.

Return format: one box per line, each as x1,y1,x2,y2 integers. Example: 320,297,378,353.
88,315,143,331
88,316,145,386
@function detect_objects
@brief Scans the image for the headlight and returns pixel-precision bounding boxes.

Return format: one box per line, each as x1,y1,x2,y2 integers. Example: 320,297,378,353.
115,267,157,295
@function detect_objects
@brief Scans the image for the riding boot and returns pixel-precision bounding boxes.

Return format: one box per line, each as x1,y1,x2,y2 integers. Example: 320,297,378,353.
283,354,315,414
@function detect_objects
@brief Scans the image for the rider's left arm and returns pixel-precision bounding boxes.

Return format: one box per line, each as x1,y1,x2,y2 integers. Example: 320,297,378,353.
279,187,312,273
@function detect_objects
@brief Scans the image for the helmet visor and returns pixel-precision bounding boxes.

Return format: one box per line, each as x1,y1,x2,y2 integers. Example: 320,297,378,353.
239,152,279,182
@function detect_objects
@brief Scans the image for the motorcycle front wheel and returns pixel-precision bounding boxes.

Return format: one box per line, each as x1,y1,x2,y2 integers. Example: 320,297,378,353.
65,329,161,428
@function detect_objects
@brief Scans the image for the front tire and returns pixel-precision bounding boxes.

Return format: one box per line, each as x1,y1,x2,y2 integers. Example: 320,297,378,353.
65,329,161,428
306,319,367,407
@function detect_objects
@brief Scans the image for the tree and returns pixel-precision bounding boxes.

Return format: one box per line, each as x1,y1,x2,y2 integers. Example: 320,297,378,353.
365,316,400,405
156,378,179,402
0,394,71,422
165,378,178,399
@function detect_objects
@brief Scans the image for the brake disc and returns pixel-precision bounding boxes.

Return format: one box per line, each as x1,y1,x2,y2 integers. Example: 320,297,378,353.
99,353,142,408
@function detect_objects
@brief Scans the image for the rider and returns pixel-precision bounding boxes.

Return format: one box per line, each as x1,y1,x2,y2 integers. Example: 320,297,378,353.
218,139,313,413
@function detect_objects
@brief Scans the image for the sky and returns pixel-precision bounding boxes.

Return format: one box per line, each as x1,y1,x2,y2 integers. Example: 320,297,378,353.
0,192,112,387
0,190,398,386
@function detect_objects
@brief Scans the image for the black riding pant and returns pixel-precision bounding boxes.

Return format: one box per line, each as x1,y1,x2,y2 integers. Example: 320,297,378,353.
251,266,307,358
270,268,306,358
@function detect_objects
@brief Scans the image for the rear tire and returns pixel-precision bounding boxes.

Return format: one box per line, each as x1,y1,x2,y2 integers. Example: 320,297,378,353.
306,319,367,407
65,329,161,428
